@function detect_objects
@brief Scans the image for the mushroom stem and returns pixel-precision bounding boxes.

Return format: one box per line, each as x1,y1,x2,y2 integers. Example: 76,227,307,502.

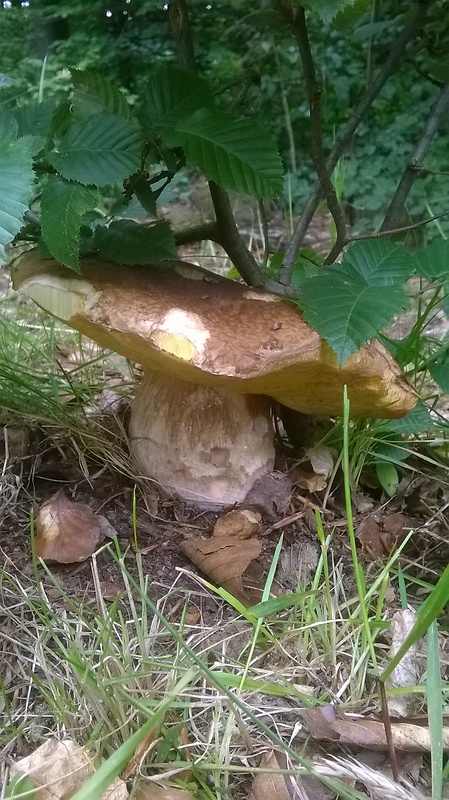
129,369,275,508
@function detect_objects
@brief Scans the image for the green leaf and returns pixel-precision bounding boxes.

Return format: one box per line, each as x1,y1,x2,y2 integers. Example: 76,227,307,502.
164,108,283,198
40,177,98,270
301,0,362,25
140,65,214,132
343,239,414,285
0,140,34,262
414,240,449,281
0,108,18,140
131,173,157,215
301,268,408,364
428,349,449,393
94,219,177,264
332,0,370,30
48,114,143,187
71,69,132,121
386,401,434,435
376,461,399,496
14,98,57,138
6,771,39,799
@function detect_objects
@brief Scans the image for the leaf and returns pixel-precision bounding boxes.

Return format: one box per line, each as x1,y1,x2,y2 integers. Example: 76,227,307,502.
342,239,414,285
164,108,283,198
0,140,34,263
301,268,408,364
40,177,98,270
34,489,106,563
428,348,449,393
6,772,39,800
94,219,177,264
414,239,449,281
71,68,132,120
135,784,196,800
376,461,399,496
181,509,262,604
0,107,18,140
248,752,292,800
131,172,157,215
48,113,142,187
301,0,363,25
140,64,214,131
14,98,57,138
331,0,371,30
386,400,434,435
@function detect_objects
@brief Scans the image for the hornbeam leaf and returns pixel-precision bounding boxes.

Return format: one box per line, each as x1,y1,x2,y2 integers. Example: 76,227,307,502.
343,239,414,285
48,114,142,187
301,270,408,365
40,177,98,270
300,0,362,24
164,108,283,198
0,140,34,262
140,65,214,131
95,219,177,264
414,240,449,281
71,69,132,120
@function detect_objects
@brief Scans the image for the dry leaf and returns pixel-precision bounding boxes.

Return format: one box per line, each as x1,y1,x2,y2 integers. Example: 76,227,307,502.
307,446,335,479
11,737,128,800
356,517,385,559
135,784,195,800
294,468,328,493
387,608,419,718
243,471,292,518
302,706,449,752
34,490,112,563
248,751,297,800
181,509,262,602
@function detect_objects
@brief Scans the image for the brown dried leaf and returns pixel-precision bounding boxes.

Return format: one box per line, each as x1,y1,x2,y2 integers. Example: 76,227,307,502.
181,509,262,603
356,516,384,559
34,490,105,563
302,706,449,752
135,784,195,800
294,468,328,493
243,471,292,518
11,737,128,800
248,751,295,800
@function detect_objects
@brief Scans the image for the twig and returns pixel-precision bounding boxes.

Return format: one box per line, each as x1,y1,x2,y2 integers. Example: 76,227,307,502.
279,1,424,283
167,0,269,288
349,210,449,242
291,7,347,264
413,166,449,177
381,84,449,231
378,680,400,783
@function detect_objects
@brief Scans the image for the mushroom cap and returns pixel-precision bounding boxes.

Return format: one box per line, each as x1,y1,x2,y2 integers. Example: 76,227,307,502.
12,251,417,418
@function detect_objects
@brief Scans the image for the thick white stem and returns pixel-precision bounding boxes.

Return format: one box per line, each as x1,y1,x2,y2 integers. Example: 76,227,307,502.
129,369,275,508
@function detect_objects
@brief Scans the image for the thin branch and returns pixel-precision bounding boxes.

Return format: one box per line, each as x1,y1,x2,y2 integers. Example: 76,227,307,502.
291,7,347,262
381,84,449,231
349,210,449,242
174,222,220,247
167,0,268,288
413,166,449,177
278,1,424,283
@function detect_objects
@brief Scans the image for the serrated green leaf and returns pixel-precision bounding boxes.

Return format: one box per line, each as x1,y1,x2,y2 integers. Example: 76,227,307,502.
0,140,34,262
0,108,18,140
48,114,143,186
428,349,449,393
71,69,132,121
386,400,434,435
414,240,449,281
164,108,283,198
332,0,370,30
301,268,408,364
40,177,98,270
301,0,361,25
131,173,157,215
140,65,214,131
18,134,46,157
343,239,414,285
95,219,177,264
14,98,57,138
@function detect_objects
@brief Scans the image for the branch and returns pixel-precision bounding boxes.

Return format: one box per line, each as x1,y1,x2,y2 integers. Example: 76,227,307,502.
350,210,449,242
167,0,268,288
174,221,220,247
278,1,425,283
381,84,449,231
291,7,347,263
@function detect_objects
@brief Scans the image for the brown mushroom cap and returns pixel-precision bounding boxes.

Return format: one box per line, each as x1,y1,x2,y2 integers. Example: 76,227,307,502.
12,251,417,418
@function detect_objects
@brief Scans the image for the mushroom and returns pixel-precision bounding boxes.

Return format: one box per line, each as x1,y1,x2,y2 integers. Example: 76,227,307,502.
12,252,417,507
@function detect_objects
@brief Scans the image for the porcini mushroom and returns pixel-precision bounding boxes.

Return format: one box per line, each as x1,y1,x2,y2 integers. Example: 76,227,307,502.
13,252,417,507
